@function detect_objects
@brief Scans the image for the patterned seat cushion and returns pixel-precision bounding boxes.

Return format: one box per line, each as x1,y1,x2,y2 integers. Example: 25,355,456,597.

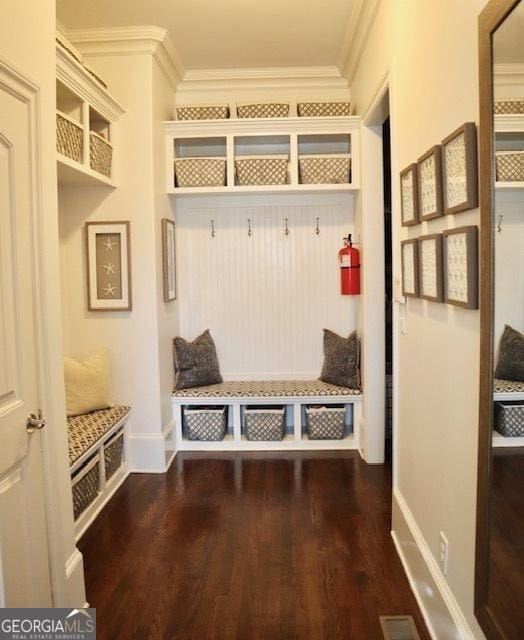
494,378,524,395
173,380,362,399
67,406,130,467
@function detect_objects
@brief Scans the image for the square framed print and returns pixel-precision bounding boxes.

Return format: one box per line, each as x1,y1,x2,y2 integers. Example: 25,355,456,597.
443,226,478,309
400,163,420,227
417,233,444,302
162,218,176,302
401,238,419,298
417,145,443,221
441,122,478,215
85,221,132,311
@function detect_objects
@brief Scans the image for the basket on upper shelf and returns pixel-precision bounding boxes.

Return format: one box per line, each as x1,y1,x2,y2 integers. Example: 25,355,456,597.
494,99,524,115
175,104,230,121
90,131,113,177
56,111,83,163
236,103,290,119
495,150,524,182
297,101,352,117
299,154,352,184
235,155,289,186
174,157,227,188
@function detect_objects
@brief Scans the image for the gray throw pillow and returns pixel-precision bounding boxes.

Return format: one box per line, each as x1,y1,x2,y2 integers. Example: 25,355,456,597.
494,325,524,382
319,329,360,389
173,329,223,390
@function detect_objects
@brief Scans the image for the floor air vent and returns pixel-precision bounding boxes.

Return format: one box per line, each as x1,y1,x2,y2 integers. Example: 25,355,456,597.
379,616,421,640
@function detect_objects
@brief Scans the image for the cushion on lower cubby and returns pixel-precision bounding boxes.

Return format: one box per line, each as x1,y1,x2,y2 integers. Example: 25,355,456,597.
173,379,362,398
67,405,130,467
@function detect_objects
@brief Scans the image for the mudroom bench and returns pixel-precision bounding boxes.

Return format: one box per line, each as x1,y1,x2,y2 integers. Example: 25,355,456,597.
492,379,524,448
172,380,363,452
67,406,130,539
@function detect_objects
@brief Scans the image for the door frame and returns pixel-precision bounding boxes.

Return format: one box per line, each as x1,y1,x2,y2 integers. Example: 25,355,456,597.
0,55,86,607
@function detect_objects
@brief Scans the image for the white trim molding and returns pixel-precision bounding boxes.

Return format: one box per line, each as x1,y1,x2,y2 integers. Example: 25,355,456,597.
339,0,382,85
67,25,184,90
128,434,168,473
392,488,477,640
494,62,524,88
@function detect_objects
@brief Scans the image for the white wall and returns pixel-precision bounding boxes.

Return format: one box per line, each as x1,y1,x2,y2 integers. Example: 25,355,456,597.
0,0,86,608
348,1,487,638
177,193,356,379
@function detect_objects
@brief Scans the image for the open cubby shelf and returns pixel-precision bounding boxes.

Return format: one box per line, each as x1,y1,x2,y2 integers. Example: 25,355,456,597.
495,113,524,190
164,117,360,195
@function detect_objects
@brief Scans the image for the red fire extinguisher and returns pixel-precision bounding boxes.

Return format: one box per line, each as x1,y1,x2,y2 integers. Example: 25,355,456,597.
339,233,360,295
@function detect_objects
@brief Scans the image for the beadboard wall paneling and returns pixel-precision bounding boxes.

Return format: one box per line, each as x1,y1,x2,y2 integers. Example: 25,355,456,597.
177,195,357,380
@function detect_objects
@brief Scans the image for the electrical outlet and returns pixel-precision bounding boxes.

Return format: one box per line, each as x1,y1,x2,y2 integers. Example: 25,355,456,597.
439,532,449,576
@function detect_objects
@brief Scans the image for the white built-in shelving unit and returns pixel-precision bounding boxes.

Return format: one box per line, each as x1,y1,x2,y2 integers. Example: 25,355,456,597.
492,388,524,448
56,42,124,187
164,116,360,195
495,113,524,191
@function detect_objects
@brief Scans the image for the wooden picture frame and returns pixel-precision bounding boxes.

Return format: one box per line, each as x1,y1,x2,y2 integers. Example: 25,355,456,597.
442,122,479,215
417,145,444,221
443,226,478,309
417,233,444,302
401,238,419,298
162,218,176,302
85,221,132,311
400,163,420,227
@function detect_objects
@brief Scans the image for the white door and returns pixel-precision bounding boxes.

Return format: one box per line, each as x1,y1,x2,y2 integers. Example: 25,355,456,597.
0,60,52,606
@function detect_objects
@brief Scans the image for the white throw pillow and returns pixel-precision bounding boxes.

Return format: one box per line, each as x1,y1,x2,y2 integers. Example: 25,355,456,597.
64,348,114,417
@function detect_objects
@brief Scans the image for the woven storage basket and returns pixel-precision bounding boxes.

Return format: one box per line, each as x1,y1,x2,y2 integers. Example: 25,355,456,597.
175,105,230,120
495,150,524,182
235,155,288,186
494,99,524,114
184,406,227,441
495,401,524,437
104,428,124,481
175,157,227,188
297,101,352,117
71,454,101,520
236,103,290,118
299,154,351,184
56,111,83,162
306,406,345,440
244,406,285,441
90,132,113,177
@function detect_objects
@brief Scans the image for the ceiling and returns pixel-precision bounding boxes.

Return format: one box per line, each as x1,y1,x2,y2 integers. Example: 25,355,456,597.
493,1,524,64
57,0,356,72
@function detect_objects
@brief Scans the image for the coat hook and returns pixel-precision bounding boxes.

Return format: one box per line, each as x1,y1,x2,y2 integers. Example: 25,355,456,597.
315,217,320,235
496,214,503,233
285,218,289,236
247,219,252,237
211,219,216,238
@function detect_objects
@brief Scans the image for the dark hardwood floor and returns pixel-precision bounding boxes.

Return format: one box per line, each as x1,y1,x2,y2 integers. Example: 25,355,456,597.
79,452,429,640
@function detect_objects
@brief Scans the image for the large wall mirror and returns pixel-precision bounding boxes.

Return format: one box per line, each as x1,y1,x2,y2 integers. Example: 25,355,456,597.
477,1,524,638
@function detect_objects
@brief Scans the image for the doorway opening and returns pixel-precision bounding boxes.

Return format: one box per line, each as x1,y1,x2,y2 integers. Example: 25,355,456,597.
383,117,393,461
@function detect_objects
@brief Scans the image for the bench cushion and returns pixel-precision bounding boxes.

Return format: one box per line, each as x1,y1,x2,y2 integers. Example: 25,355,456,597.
494,378,524,395
173,380,362,399
68,405,130,467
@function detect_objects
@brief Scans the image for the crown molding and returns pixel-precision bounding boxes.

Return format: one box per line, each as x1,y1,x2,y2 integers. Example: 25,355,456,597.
494,62,524,87
178,66,350,94
67,25,185,90
339,0,382,84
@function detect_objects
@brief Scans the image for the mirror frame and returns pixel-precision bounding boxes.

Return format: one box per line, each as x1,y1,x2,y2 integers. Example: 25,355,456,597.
476,0,523,638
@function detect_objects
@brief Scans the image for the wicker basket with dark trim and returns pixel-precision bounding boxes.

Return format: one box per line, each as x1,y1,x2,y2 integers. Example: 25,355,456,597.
299,154,351,184
495,401,524,437
494,99,524,115
297,101,352,117
56,112,83,162
175,105,230,120
244,406,285,441
184,406,227,441
72,455,101,520
235,155,288,186
90,132,113,177
104,429,124,480
236,103,290,118
495,150,524,182
306,406,346,440
175,157,227,188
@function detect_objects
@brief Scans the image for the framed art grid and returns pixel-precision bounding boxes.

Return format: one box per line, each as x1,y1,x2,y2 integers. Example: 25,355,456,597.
441,122,478,215
401,238,419,298
442,225,478,309
417,233,444,302
400,163,420,227
417,145,444,221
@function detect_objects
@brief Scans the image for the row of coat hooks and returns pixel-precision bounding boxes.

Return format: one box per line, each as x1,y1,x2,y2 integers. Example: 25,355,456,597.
210,217,321,238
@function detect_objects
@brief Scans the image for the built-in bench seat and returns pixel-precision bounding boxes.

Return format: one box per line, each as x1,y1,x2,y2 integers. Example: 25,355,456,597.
172,380,363,452
67,405,130,539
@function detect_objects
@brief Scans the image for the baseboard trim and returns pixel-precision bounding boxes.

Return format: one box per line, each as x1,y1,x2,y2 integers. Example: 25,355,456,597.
128,433,166,472
392,488,476,640
63,549,86,608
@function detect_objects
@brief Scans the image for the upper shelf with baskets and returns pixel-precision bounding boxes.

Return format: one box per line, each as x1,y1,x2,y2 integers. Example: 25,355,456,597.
164,117,360,196
495,113,524,190
56,41,125,188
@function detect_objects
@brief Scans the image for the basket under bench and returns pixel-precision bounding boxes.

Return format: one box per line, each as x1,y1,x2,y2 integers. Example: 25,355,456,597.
68,406,130,539
172,380,363,452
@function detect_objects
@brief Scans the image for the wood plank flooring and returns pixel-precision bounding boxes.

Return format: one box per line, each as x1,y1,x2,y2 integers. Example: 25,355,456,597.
79,452,429,640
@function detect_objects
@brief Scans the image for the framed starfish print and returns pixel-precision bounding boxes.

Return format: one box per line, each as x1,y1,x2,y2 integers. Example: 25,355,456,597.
85,221,132,311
